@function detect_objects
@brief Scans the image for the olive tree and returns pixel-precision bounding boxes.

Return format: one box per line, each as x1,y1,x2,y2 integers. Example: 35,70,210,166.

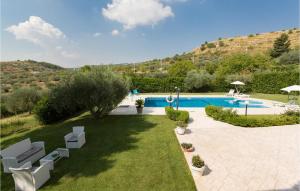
6,88,41,114
184,70,214,92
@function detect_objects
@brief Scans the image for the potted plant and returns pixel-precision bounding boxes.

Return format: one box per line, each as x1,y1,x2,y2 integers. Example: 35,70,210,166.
175,121,187,135
135,98,144,114
191,155,205,175
181,143,194,152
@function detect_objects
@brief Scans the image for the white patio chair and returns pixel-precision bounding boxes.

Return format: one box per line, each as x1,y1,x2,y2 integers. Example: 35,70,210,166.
226,89,235,97
9,162,50,191
64,126,86,149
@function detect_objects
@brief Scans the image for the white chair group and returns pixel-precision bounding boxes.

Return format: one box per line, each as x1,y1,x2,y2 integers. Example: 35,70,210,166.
1,126,86,191
226,89,250,98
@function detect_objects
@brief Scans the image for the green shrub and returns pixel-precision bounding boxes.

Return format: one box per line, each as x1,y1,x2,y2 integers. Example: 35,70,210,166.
283,110,300,117
135,99,144,108
207,43,216,48
192,155,205,168
0,104,14,118
205,105,299,127
248,34,254,37
176,121,188,128
181,143,193,149
251,71,299,93
165,106,189,123
177,111,189,123
131,77,185,93
278,50,299,65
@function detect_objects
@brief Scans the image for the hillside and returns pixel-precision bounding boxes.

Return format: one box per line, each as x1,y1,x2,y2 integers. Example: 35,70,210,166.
0,60,65,94
193,28,299,56
110,28,299,74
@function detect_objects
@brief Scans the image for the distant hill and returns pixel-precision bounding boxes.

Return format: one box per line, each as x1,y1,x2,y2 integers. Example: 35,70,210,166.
0,60,65,94
110,28,299,74
1,28,299,92
193,28,299,56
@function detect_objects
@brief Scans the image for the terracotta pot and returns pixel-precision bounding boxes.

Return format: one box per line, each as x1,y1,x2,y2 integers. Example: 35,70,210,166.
183,146,194,152
136,107,143,114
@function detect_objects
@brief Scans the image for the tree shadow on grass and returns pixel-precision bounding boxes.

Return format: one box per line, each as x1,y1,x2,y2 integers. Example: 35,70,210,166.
1,114,156,190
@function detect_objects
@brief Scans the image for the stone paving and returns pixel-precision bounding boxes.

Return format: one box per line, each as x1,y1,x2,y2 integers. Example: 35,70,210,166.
177,110,300,191
111,95,300,191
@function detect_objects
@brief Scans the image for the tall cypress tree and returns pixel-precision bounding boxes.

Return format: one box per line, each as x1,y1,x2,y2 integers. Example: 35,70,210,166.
270,33,291,58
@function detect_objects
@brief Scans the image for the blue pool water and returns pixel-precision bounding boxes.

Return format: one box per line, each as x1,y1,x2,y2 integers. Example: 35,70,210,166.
144,97,267,108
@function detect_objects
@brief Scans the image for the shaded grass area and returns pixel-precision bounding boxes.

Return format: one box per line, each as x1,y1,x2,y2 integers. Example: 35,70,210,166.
1,114,196,191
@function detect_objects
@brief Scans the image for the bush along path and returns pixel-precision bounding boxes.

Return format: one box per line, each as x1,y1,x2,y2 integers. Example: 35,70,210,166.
205,106,299,127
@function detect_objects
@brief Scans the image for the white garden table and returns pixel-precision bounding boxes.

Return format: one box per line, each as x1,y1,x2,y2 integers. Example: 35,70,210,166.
39,148,69,170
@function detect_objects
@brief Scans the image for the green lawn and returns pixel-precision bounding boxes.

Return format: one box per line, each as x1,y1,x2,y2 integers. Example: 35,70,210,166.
251,93,300,104
1,114,196,191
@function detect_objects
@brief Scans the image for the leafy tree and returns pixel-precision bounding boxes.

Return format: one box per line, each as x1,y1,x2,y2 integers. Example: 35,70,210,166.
6,88,41,114
184,70,214,91
215,53,272,77
72,69,129,118
168,61,196,77
278,50,299,65
270,33,291,58
80,65,92,73
34,68,129,123
204,62,218,74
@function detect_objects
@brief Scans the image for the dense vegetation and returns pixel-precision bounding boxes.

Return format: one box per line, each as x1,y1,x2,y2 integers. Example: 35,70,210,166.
0,60,65,94
127,32,299,93
1,28,299,119
165,106,190,123
34,68,129,124
205,106,299,127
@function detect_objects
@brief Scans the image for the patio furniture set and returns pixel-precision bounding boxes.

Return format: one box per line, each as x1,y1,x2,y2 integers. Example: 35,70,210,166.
0,126,86,191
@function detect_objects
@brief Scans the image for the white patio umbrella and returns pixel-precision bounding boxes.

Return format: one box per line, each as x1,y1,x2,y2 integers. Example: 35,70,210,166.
230,81,245,94
280,85,300,93
281,85,300,103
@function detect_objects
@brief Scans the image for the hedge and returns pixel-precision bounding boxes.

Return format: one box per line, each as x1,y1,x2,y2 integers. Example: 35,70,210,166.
131,77,185,93
205,105,299,127
131,71,299,94
165,106,189,123
251,71,299,94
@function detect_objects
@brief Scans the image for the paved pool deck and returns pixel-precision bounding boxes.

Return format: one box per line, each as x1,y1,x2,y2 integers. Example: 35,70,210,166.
110,95,300,191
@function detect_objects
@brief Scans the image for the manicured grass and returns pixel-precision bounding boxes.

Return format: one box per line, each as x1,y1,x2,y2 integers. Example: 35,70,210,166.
0,114,196,191
251,93,299,104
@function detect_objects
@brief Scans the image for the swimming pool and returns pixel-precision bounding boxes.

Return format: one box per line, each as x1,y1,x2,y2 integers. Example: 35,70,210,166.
144,97,267,108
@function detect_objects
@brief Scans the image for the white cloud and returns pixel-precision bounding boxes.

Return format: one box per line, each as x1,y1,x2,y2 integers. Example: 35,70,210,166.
161,0,188,2
6,16,65,45
93,32,102,37
6,16,79,64
102,0,174,30
111,29,120,36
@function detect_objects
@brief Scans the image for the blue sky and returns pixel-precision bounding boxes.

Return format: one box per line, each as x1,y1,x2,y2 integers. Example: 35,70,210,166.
1,0,299,67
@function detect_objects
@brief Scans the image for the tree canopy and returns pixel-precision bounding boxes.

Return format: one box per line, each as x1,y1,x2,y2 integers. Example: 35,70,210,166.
270,33,291,58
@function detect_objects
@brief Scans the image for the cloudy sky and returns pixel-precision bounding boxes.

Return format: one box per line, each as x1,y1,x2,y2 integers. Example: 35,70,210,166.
1,0,298,67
